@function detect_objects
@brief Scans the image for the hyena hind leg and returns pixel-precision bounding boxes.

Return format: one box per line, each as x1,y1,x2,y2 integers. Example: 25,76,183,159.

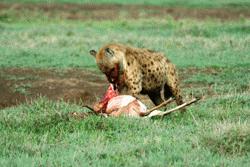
148,90,164,106
164,83,184,105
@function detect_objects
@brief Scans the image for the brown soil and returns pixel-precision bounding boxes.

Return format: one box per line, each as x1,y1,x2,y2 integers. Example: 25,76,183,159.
0,68,108,109
0,67,218,109
0,3,249,20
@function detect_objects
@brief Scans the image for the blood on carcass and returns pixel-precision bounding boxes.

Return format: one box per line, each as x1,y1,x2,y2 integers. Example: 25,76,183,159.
93,84,119,113
93,84,147,117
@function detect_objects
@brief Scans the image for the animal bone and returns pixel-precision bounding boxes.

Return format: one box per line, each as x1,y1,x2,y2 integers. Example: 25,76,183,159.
140,97,175,116
147,97,200,118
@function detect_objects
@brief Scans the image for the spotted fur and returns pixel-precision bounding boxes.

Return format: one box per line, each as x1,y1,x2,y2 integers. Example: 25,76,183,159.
90,43,184,106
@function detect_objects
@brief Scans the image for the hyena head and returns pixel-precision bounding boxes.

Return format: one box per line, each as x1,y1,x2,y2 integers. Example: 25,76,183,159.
90,44,125,83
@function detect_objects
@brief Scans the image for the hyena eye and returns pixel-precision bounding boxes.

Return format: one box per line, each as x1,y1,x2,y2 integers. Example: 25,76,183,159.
105,48,114,58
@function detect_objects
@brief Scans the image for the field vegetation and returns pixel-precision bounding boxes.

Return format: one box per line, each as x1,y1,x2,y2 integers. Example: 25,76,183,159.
0,0,250,166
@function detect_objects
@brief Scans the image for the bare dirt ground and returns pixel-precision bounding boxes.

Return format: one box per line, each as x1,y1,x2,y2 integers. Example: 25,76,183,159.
0,68,215,109
0,3,249,20
0,68,108,109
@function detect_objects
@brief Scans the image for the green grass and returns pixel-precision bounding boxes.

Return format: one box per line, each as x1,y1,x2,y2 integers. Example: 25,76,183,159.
12,83,32,95
0,96,250,166
0,18,249,69
0,1,250,166
2,0,250,8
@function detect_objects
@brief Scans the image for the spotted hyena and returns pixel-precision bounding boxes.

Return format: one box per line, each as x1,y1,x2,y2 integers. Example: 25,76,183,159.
90,43,184,106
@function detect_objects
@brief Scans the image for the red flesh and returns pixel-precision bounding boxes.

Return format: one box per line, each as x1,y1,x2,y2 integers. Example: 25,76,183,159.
94,63,125,113
94,84,119,113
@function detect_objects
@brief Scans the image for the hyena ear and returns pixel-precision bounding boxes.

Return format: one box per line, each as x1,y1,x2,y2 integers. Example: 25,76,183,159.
105,48,114,58
89,50,97,57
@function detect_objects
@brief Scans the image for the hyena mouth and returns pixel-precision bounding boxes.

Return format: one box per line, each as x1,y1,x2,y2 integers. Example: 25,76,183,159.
103,64,121,90
105,68,117,84
110,68,118,83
